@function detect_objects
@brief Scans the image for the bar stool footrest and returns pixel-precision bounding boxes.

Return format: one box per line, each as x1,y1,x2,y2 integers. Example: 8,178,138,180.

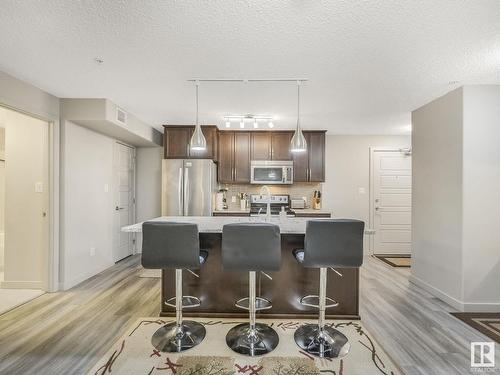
300,295,338,308
235,297,272,311
165,296,201,308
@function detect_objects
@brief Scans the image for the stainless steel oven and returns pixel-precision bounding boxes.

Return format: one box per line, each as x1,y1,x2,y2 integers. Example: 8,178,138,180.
250,160,293,184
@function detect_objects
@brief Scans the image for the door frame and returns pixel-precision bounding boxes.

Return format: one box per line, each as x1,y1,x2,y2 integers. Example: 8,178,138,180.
369,147,412,255
112,141,137,260
0,103,59,292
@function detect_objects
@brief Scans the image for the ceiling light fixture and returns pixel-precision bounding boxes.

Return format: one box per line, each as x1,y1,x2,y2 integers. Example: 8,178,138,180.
190,81,207,150
290,81,307,153
223,115,273,129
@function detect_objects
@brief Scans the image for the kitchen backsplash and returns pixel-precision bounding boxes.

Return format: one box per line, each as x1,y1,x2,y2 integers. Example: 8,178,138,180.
220,183,322,210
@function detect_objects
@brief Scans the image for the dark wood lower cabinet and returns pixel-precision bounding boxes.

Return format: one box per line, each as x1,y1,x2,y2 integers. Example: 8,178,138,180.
161,233,359,319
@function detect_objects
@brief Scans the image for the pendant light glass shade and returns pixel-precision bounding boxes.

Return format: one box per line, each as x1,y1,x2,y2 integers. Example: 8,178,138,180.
190,82,207,151
290,83,307,153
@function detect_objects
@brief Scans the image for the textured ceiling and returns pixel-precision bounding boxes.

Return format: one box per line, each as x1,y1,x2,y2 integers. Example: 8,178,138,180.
1,1,500,134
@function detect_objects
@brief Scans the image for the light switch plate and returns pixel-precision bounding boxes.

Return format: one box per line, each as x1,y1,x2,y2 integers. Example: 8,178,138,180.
90,247,96,256
34,182,43,193
358,187,366,195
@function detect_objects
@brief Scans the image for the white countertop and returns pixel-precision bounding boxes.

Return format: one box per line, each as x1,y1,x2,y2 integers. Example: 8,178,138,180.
121,216,331,234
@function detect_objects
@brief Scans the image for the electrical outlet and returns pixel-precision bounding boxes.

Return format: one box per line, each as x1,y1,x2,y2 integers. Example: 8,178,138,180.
104,184,109,193
90,247,96,256
231,195,236,203
358,187,366,195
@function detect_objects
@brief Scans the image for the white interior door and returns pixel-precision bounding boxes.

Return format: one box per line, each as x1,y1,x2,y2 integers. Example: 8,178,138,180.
371,149,412,255
112,142,135,262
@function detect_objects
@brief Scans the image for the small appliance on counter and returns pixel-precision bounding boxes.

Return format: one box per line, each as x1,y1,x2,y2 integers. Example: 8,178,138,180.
290,198,306,209
216,188,228,210
249,194,295,216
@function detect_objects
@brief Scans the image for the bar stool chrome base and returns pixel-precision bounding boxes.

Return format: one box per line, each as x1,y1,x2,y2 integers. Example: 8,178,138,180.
151,321,206,353
226,323,279,356
294,324,350,358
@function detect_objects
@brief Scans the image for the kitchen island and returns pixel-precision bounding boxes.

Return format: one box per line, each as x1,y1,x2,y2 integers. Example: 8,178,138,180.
123,216,360,319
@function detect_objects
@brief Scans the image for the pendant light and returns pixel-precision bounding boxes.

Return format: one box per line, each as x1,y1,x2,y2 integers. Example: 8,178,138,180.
190,81,207,151
290,81,307,152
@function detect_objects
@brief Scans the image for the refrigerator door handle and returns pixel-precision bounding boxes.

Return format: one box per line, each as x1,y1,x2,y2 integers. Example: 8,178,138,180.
184,167,189,216
178,167,183,216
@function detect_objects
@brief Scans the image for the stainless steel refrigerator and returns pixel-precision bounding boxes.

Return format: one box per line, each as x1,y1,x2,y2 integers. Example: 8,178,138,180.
162,159,217,216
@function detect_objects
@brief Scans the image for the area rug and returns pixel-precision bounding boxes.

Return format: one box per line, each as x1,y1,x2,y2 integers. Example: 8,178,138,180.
451,312,500,344
87,318,402,375
374,256,411,268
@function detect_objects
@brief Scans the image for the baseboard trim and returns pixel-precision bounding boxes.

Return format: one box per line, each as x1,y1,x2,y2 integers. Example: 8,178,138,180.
409,275,500,312
409,274,464,311
462,302,500,313
0,280,43,289
61,261,115,290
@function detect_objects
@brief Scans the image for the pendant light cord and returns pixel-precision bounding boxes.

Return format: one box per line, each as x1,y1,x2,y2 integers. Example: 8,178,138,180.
296,81,301,130
195,81,199,126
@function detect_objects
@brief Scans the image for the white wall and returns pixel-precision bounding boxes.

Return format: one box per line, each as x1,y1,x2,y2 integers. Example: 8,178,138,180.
60,120,115,289
0,128,5,273
136,147,162,222
411,86,500,312
322,135,411,252
0,70,59,291
462,86,500,307
411,88,464,305
134,147,162,253
0,107,49,288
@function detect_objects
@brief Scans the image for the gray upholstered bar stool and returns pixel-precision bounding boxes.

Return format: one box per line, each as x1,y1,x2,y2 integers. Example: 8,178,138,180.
293,219,364,359
222,223,281,356
142,221,208,353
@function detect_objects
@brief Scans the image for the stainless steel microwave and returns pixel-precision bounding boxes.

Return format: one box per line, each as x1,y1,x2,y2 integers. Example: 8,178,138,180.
250,160,293,184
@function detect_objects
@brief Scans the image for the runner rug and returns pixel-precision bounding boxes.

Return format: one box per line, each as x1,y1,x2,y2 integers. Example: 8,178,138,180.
87,318,401,375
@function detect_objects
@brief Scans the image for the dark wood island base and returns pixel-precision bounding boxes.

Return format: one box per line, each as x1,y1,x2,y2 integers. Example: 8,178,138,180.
160,233,360,320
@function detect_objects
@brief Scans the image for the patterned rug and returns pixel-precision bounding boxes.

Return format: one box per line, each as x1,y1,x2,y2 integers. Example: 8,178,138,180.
87,318,401,375
451,312,500,343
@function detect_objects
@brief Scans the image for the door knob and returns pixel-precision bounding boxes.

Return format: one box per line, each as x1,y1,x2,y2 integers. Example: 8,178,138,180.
115,206,125,211
375,207,380,211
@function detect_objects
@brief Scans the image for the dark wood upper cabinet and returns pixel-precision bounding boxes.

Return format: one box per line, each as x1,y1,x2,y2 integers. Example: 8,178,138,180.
217,131,251,184
308,131,325,181
271,132,293,160
233,132,251,182
292,142,309,182
163,126,190,158
250,132,272,160
163,125,218,160
217,131,234,183
292,131,326,182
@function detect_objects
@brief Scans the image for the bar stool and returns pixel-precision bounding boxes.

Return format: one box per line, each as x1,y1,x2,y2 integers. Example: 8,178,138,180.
293,219,364,358
142,221,208,352
222,223,281,356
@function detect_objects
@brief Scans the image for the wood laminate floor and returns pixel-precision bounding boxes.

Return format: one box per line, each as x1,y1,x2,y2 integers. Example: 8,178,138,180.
0,255,498,374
